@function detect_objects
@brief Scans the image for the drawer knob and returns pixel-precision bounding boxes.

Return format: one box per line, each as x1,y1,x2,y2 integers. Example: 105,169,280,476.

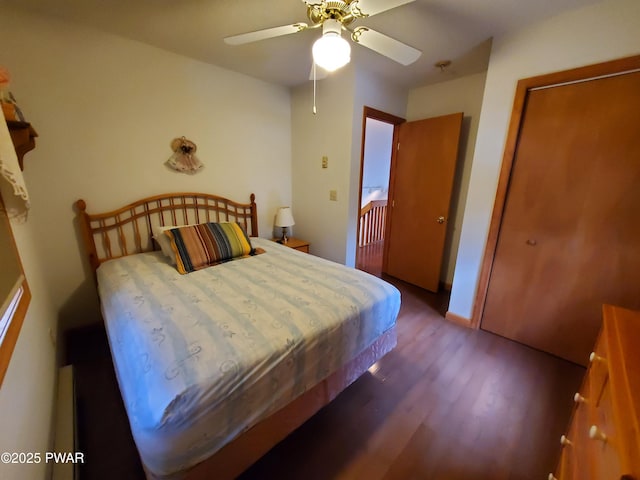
548,474,558,480
589,352,606,363
573,392,587,404
589,425,608,442
560,435,573,446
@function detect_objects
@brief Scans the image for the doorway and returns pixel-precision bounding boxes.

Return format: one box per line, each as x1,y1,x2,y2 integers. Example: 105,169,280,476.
356,107,464,294
356,107,404,276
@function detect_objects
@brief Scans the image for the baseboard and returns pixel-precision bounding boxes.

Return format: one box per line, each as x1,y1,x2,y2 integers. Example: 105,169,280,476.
445,311,472,328
52,365,78,480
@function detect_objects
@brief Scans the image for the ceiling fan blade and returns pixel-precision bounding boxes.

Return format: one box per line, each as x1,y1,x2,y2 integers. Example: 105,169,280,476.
224,23,308,46
351,0,416,17
351,27,421,65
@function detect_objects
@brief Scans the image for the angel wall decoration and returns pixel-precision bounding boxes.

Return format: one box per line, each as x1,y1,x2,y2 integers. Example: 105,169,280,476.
165,136,204,174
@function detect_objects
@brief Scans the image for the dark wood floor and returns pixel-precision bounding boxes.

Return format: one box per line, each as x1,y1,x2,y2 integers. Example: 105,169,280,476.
356,240,384,277
67,250,585,480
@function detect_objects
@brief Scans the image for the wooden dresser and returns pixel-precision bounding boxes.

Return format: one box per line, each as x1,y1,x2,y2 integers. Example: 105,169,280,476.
551,304,640,480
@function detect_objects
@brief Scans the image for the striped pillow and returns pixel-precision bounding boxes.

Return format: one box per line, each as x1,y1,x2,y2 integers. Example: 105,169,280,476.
164,222,255,274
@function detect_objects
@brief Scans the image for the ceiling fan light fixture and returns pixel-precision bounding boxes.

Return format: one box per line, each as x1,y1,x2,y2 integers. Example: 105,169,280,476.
312,19,351,72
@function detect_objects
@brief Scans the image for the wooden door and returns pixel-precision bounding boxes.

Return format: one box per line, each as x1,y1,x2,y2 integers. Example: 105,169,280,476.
384,113,463,292
481,71,640,365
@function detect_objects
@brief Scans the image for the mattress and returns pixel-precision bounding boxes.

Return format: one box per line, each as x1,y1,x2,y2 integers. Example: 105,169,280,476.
97,237,401,477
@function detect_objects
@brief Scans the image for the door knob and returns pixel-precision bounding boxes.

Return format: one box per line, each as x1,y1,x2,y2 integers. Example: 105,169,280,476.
436,216,445,224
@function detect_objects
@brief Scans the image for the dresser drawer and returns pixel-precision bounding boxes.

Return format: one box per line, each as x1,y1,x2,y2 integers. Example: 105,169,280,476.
590,379,622,479
588,330,609,408
555,373,593,479
555,446,575,480
565,398,594,479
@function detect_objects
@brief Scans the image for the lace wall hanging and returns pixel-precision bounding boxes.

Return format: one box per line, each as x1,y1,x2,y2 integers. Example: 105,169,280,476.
165,136,203,174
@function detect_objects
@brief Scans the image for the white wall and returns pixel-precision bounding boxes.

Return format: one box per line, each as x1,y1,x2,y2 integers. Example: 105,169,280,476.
0,7,292,332
448,0,640,321
0,206,58,480
361,118,392,207
406,72,487,285
291,66,355,263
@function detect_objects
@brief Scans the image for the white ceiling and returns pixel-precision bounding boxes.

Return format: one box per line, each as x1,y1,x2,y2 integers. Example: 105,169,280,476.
6,0,602,89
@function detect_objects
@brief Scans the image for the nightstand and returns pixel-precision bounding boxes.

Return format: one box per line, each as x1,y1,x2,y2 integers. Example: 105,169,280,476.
272,237,310,253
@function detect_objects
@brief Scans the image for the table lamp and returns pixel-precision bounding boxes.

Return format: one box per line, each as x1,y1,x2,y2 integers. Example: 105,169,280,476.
275,206,295,244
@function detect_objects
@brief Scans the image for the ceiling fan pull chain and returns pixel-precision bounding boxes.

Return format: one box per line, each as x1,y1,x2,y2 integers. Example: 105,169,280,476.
313,62,317,115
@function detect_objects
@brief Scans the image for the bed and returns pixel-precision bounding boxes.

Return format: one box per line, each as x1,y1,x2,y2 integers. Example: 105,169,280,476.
75,192,401,480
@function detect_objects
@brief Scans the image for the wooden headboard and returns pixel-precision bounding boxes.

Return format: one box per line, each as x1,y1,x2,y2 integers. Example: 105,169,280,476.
75,192,258,273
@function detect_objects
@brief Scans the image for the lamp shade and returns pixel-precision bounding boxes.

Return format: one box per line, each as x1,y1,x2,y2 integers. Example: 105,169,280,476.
312,19,351,72
275,207,295,228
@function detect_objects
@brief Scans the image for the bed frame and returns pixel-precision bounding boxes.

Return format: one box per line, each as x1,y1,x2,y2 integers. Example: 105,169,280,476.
75,192,258,274
74,192,397,480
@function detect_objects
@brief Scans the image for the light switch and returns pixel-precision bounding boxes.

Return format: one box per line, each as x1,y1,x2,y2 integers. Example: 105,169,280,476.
329,190,337,201
322,156,328,168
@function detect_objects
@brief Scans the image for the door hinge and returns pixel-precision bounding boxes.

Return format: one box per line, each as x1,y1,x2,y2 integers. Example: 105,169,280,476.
397,143,400,151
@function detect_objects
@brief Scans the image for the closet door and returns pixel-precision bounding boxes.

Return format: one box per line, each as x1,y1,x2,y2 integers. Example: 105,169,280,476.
481,70,640,365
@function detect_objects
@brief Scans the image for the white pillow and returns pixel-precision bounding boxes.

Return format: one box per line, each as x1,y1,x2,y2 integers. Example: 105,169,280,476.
152,224,188,265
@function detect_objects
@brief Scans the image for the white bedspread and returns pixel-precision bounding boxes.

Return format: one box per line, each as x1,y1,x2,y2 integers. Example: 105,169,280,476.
97,238,400,477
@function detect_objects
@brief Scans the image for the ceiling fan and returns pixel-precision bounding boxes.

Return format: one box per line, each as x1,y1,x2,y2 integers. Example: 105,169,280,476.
224,0,422,73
